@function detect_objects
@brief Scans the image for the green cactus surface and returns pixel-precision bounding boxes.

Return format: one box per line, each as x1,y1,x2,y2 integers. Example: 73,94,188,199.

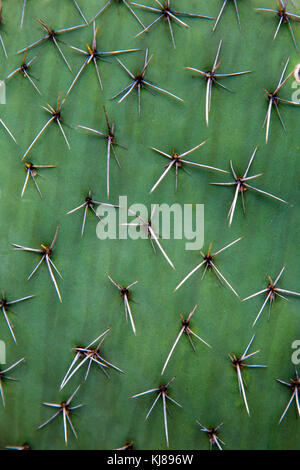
1,0,300,450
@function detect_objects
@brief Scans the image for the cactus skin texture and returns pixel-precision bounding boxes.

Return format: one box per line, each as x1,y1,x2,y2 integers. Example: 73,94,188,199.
0,0,300,450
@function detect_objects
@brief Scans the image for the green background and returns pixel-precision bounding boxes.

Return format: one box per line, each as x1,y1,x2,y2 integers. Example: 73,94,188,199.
0,0,300,450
